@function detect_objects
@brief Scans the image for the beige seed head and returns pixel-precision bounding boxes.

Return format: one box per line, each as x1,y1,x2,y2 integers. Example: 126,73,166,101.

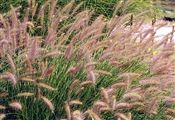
9,102,22,110
0,105,6,110
64,101,71,120
17,92,34,97
41,96,54,113
69,100,82,106
0,114,6,120
38,83,56,91
115,113,129,120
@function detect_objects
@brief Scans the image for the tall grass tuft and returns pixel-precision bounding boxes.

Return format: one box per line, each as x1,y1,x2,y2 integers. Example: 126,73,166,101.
0,0,174,120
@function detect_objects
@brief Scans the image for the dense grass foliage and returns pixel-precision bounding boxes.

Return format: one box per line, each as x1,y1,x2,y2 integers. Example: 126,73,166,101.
0,0,174,120
0,0,162,18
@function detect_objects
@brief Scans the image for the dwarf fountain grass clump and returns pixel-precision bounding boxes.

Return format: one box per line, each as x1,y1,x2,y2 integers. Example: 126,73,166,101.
0,0,174,120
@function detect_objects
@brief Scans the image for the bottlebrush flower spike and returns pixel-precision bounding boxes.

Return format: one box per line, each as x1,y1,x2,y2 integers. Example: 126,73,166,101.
111,96,116,110
146,97,158,115
86,110,101,120
131,102,144,108
115,113,130,120
9,102,22,110
10,5,18,28
164,97,175,105
69,100,82,106
72,110,84,120
144,87,161,96
40,96,54,113
94,101,108,108
80,81,93,87
68,64,81,76
42,67,54,77
6,53,16,74
65,43,73,59
61,0,74,15
19,77,35,83
7,72,17,85
0,105,6,110
166,108,175,116
118,72,140,80
115,103,132,110
123,92,142,101
0,114,6,120
109,60,120,66
44,51,62,58
64,101,71,120
87,70,96,83
94,70,112,76
165,115,175,120
28,39,38,61
111,83,127,89
0,92,9,97
139,79,160,86
101,88,110,104
17,92,34,97
38,82,56,91
0,72,17,85
45,30,57,44
69,79,80,92
85,62,98,70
